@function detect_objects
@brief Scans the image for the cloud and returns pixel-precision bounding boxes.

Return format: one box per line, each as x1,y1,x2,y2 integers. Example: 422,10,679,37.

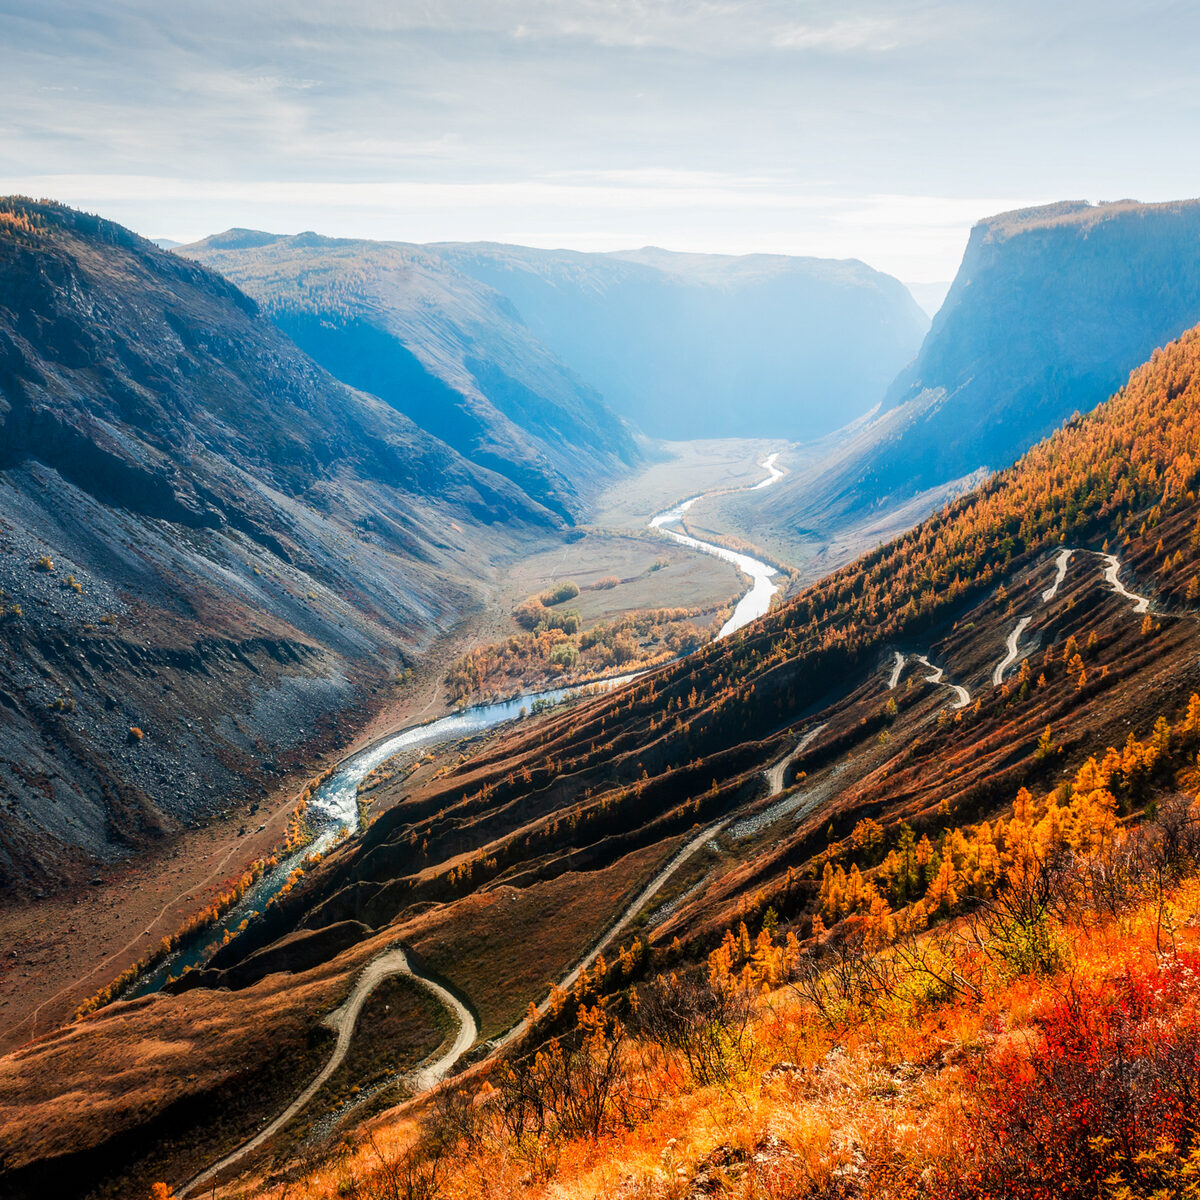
3,1,1200,278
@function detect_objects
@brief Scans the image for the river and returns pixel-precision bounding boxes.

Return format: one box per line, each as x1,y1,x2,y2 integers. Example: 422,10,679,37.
649,451,784,637
126,675,636,995
129,452,785,995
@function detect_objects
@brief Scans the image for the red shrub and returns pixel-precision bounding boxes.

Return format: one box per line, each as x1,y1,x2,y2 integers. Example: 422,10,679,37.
942,952,1200,1199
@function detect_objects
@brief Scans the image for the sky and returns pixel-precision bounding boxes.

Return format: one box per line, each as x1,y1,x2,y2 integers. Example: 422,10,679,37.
2,0,1199,282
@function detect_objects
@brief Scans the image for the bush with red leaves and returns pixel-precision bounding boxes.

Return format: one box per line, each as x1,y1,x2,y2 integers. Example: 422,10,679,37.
941,952,1200,1199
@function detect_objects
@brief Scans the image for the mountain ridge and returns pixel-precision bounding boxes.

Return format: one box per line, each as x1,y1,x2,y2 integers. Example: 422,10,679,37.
0,198,560,893
429,239,929,441
177,230,643,523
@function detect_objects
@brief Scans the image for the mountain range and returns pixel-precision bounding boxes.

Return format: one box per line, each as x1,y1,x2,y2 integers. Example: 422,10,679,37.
0,199,566,892
427,241,930,440
178,230,642,523
5,193,1200,1199
728,198,1200,575
7,268,1200,1199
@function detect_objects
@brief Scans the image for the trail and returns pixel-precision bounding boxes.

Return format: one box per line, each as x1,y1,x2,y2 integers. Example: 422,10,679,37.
887,651,968,709
1042,548,1075,602
1102,552,1151,614
994,547,1076,686
993,617,1033,686
914,655,971,709
730,723,831,840
992,547,1148,688
762,723,827,796
497,718,827,1048
178,947,476,1198
495,818,733,1048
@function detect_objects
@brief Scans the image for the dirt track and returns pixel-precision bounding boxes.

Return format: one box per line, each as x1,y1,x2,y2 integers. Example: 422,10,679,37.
178,947,477,1197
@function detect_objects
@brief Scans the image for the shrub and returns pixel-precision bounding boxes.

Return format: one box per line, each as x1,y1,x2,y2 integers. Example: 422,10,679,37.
946,954,1200,1199
499,1004,642,1141
635,967,756,1086
549,643,579,668
594,576,620,589
513,598,546,630
35,555,54,572
540,580,581,606
128,725,145,742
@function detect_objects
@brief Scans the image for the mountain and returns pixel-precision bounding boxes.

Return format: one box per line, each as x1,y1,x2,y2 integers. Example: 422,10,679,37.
729,198,1200,581
178,231,641,522
874,198,1200,496
0,198,557,893
12,310,1200,1196
427,242,930,441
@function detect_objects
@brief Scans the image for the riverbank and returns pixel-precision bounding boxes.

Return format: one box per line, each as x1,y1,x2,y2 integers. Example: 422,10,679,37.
0,441,781,1053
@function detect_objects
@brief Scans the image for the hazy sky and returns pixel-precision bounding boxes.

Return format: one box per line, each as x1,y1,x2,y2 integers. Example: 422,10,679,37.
2,0,1199,280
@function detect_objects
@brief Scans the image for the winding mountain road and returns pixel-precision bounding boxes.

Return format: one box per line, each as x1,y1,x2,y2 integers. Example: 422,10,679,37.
762,723,827,795
1042,548,1075,602
496,718,830,1046
1102,552,1151,613
178,947,477,1198
993,547,1152,687
993,616,1033,686
886,651,970,708
496,816,734,1048
914,655,971,709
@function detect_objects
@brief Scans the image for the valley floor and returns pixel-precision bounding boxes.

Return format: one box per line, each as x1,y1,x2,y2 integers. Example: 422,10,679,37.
0,438,783,1055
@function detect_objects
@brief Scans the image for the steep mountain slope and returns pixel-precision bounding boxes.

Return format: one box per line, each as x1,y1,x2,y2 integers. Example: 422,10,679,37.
428,241,929,441
756,198,1200,543
0,199,556,893
12,318,1200,1197
179,231,641,522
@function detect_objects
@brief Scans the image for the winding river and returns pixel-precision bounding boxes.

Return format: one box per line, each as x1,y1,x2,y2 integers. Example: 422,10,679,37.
128,676,637,995
133,452,786,994
649,451,784,638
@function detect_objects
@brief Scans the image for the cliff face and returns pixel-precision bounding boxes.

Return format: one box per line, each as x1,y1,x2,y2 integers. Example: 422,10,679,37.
0,200,554,891
869,198,1200,500
740,198,1200,561
179,231,642,523
430,242,930,442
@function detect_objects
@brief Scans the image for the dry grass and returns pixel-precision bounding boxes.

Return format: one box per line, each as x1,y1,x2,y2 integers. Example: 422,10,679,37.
397,840,678,1038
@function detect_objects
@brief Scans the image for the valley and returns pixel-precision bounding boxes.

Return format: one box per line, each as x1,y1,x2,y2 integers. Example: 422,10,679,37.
5,197,1200,1200
0,434,785,1055
8,319,1200,1196
8,4,1200,1195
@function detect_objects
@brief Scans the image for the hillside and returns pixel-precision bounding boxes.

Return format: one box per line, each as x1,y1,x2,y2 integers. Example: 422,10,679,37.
178,232,642,522
428,242,929,441
8,313,1200,1195
747,198,1200,556
0,198,558,895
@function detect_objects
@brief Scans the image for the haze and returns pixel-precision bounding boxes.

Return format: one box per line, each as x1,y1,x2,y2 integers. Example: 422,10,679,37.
3,0,1200,280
